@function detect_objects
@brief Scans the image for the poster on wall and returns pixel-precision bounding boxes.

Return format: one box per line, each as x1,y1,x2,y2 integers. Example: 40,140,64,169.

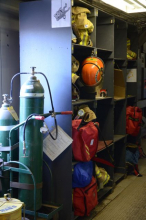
51,0,71,28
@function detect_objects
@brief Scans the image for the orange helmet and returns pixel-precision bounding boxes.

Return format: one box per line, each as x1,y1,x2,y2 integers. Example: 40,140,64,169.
81,57,104,86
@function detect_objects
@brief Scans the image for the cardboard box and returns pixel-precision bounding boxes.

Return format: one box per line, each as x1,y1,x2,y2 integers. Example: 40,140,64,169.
114,69,126,99
126,69,137,82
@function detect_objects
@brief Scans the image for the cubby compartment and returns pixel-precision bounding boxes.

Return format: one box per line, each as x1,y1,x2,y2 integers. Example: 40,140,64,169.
96,10,114,59
73,0,97,48
96,102,114,141
114,18,127,59
96,144,114,188
72,45,97,99
114,140,126,180
142,68,146,99
102,59,114,98
72,46,114,100
72,100,97,118
126,63,138,98
97,48,113,60
127,24,138,57
114,100,126,137
114,66,126,101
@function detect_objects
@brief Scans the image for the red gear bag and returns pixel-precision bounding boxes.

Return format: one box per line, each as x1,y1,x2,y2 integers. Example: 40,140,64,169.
126,106,142,136
72,119,99,161
73,176,98,216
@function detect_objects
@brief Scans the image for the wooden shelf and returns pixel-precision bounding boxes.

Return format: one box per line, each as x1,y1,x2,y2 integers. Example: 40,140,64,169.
72,97,113,105
96,97,113,101
97,48,113,53
73,44,113,53
72,99,95,106
97,140,113,152
114,58,126,61
114,97,126,102
72,43,95,51
127,95,136,99
114,135,126,142
97,48,113,58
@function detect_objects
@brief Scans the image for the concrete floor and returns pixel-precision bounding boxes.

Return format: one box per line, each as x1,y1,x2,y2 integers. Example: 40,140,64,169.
92,138,146,220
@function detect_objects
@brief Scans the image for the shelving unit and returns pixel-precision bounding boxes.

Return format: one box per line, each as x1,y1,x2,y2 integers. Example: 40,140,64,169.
72,1,140,218
19,0,143,219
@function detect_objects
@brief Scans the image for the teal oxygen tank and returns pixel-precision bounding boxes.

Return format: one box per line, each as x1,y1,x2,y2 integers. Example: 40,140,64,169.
0,94,18,196
18,72,44,210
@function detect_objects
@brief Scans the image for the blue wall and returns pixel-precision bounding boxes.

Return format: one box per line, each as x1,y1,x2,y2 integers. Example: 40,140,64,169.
19,1,72,219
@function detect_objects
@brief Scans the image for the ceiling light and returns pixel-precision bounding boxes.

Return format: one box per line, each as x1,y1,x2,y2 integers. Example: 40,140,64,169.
137,0,146,6
128,0,143,7
124,0,135,8
101,0,146,13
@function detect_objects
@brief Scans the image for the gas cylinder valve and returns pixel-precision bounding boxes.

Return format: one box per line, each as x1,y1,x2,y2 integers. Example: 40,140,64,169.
31,67,36,75
2,94,10,104
4,193,11,201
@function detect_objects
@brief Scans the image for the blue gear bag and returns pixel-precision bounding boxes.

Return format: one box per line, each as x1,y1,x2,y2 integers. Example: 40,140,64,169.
72,161,93,188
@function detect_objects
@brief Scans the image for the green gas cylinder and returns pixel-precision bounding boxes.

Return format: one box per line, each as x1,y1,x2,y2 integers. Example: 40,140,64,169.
0,94,18,196
19,73,44,211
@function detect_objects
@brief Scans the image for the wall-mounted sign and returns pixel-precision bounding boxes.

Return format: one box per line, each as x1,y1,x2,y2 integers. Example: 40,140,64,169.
51,0,71,28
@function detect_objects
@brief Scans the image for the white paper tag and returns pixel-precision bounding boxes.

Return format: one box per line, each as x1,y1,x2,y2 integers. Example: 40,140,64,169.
43,125,73,161
90,139,94,146
127,69,137,82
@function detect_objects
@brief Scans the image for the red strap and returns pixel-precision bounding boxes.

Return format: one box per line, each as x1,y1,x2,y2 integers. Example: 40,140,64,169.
61,111,73,115
92,157,114,167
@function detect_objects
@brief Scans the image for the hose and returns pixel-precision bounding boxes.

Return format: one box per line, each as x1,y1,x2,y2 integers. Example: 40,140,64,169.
10,71,58,140
22,112,57,155
23,114,37,143
10,72,29,101
36,72,58,140
10,70,58,141
22,114,37,155
35,72,54,112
